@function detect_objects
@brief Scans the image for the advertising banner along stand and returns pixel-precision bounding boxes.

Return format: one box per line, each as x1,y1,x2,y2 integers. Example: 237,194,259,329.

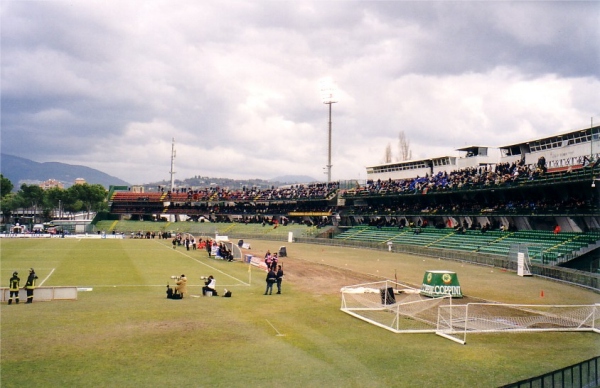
420,270,462,298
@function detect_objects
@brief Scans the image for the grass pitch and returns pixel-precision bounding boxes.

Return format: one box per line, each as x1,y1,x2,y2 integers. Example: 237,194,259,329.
1,238,598,388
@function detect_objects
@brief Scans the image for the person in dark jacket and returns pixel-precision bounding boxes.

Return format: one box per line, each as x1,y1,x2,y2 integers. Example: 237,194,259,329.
276,265,284,295
264,268,277,295
24,268,38,304
202,275,217,296
8,271,20,305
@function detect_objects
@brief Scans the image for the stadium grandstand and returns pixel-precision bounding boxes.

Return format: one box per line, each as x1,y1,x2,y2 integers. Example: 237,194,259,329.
102,124,600,288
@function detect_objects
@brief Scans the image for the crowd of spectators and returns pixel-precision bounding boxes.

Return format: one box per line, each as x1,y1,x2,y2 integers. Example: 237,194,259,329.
111,161,597,218
157,182,339,202
343,160,550,197
344,195,594,217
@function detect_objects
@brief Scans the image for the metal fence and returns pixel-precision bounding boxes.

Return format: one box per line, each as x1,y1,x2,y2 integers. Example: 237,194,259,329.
499,356,600,388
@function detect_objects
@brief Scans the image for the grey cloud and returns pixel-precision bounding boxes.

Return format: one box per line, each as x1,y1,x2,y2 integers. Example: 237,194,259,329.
1,1,598,184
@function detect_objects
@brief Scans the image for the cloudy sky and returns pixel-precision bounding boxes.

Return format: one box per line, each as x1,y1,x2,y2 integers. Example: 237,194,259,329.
1,1,599,185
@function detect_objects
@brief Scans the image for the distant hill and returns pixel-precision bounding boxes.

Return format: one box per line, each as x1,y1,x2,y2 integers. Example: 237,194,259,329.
142,174,319,191
270,175,318,184
0,154,130,190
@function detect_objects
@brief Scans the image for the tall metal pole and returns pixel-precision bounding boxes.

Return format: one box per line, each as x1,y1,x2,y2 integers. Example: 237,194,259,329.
320,80,337,183
327,101,333,183
591,117,594,162
591,117,595,187
169,138,176,192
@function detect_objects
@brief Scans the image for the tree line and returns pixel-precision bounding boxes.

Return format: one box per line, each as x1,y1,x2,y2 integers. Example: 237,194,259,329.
0,174,107,223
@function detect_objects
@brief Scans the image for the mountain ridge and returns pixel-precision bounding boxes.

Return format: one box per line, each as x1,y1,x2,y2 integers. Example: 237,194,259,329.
1,154,319,190
1,154,130,189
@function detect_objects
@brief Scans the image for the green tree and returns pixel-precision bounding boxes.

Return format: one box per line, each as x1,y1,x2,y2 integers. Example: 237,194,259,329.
1,174,14,199
1,175,16,223
45,187,70,219
0,193,18,223
68,184,107,219
18,184,45,223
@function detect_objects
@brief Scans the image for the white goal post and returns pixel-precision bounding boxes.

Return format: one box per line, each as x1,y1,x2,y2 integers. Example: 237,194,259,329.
340,282,600,345
340,280,454,334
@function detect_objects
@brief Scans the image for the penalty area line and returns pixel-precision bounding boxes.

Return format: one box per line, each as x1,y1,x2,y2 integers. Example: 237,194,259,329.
266,319,286,337
38,268,56,287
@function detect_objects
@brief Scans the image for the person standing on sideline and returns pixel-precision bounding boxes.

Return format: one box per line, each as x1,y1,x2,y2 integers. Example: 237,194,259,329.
264,267,277,295
206,239,212,257
24,268,38,304
276,265,284,294
8,271,20,304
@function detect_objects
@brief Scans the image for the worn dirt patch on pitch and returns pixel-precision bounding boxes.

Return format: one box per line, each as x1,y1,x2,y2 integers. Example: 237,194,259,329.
272,257,384,295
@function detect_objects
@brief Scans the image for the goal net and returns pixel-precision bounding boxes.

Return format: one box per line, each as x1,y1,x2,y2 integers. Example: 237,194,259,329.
341,281,599,345
340,280,454,334
437,303,600,344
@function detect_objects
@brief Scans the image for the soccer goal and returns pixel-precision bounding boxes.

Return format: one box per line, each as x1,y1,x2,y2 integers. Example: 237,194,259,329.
341,281,600,344
437,303,600,344
340,280,454,334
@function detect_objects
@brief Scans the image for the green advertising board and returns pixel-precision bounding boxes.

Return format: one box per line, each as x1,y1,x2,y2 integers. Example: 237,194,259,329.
420,270,463,298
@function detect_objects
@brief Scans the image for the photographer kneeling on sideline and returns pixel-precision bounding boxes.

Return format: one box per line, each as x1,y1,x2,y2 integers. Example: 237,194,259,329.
202,275,218,296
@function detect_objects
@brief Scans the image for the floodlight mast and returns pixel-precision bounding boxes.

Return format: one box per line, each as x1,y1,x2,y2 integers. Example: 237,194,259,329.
321,87,337,183
591,117,597,188
169,138,176,192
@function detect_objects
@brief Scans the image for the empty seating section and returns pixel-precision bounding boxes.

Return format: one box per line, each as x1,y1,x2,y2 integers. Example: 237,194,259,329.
334,227,600,265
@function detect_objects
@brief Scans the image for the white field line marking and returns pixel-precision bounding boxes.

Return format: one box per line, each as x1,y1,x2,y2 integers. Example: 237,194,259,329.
266,319,286,336
38,268,56,286
89,284,248,288
159,241,251,286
